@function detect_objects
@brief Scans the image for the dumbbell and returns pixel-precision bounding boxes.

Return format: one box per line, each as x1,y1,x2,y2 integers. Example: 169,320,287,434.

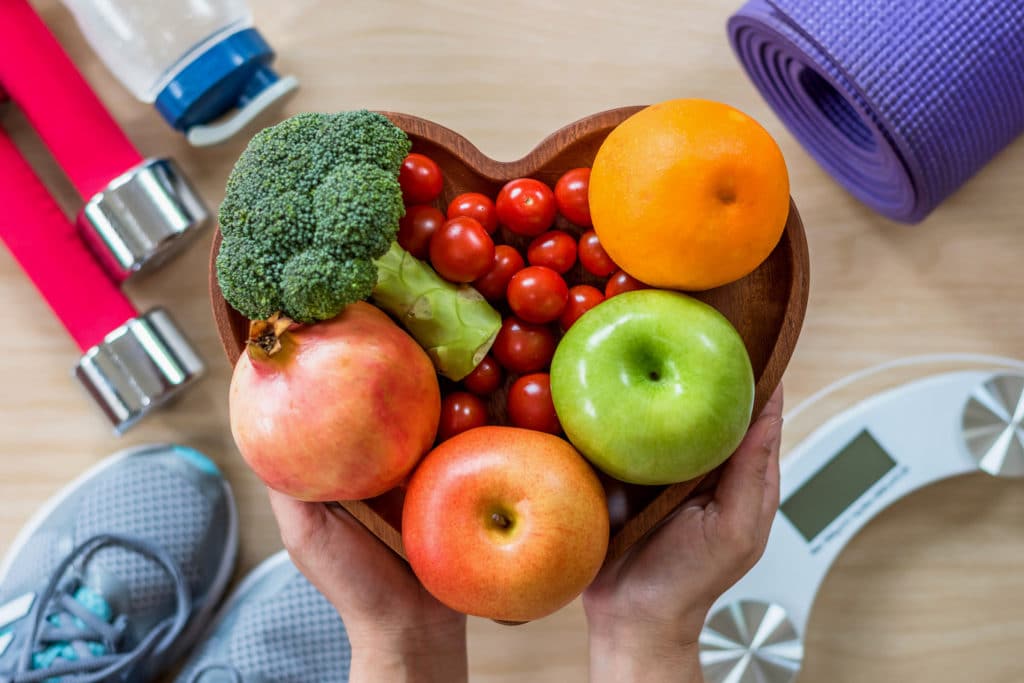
0,0,208,431
0,0,208,281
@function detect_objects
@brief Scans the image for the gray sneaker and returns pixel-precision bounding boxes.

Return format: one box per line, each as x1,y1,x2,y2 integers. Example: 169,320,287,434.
0,443,238,682
176,551,351,683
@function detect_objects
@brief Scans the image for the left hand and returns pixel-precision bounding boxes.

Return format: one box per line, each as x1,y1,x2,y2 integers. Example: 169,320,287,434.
268,491,467,683
583,386,784,682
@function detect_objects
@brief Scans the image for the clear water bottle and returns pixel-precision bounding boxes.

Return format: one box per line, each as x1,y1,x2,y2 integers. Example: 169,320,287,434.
62,0,298,146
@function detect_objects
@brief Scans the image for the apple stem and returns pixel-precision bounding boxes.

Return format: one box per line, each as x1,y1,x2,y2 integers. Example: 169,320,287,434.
490,512,510,529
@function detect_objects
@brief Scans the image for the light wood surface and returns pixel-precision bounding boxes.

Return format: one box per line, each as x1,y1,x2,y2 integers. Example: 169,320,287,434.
2,1,1023,681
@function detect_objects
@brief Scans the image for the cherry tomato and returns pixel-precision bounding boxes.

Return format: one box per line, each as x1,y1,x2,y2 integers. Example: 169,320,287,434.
507,266,569,324
507,373,561,434
397,205,444,259
438,392,488,441
527,230,577,274
398,153,443,204
554,168,592,226
578,230,617,277
429,217,495,283
447,192,497,234
463,355,503,395
496,178,556,236
472,245,524,301
605,269,650,298
559,285,605,330
491,317,557,374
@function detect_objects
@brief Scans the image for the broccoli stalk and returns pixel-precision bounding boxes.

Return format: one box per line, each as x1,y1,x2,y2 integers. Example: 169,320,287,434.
216,110,500,380
373,242,500,377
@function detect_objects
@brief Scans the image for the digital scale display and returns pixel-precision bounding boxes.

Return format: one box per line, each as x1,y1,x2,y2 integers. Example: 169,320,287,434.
781,430,897,542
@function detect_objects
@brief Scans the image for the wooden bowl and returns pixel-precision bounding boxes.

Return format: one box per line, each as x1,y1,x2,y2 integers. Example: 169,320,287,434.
210,107,810,563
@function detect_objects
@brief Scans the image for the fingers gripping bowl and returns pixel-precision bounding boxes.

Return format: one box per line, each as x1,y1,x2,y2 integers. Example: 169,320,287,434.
211,107,809,618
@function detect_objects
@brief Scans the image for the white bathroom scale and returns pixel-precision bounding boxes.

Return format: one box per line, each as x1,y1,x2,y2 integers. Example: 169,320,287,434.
699,356,1024,683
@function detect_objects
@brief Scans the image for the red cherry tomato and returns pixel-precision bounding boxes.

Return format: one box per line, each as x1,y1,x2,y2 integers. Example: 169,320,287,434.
605,269,650,298
527,230,577,274
438,392,488,441
463,355,503,395
491,317,557,374
429,217,495,283
507,266,569,324
447,193,497,234
578,230,617,277
472,245,525,301
507,373,561,434
399,153,443,204
554,168,592,226
397,205,444,259
496,178,557,236
559,285,605,330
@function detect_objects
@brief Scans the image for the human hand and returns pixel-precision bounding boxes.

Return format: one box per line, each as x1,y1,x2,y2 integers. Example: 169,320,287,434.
269,491,467,683
583,386,784,682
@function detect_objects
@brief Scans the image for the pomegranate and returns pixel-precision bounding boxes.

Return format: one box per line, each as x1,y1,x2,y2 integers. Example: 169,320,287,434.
229,303,440,501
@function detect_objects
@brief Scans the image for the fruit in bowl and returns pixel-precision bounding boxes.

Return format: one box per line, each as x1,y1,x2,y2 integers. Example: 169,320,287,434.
589,98,790,291
402,427,609,622
550,290,755,485
210,103,809,620
230,304,440,501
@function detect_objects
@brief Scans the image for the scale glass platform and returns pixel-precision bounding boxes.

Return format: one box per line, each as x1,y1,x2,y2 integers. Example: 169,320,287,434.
699,355,1024,683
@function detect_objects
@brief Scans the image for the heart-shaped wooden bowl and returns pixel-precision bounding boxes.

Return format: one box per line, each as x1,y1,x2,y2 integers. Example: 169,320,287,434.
210,107,810,564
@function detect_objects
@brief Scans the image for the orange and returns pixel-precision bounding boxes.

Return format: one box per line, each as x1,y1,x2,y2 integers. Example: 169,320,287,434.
589,99,790,290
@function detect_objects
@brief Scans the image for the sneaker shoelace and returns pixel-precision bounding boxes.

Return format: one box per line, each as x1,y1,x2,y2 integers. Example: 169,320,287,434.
187,663,243,682
4,533,191,683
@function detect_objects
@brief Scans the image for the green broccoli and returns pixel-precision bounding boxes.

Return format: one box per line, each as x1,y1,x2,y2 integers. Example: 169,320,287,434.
216,110,501,380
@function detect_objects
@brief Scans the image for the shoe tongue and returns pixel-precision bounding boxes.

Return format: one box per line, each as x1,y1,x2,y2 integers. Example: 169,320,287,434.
81,564,132,618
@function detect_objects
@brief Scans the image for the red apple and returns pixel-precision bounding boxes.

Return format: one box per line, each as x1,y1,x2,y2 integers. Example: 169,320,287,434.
402,426,609,621
230,302,440,501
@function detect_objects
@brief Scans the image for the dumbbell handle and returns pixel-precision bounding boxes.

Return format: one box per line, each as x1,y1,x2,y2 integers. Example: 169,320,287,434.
0,128,136,351
0,0,143,200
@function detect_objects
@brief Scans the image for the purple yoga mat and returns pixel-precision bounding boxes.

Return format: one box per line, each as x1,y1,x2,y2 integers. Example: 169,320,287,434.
728,0,1024,223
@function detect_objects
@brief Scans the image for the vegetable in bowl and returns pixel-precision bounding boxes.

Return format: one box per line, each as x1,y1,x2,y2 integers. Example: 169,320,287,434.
215,110,501,380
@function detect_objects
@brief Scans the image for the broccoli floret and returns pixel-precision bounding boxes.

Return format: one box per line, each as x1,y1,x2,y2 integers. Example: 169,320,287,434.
216,110,411,323
280,250,378,322
313,164,404,261
215,237,282,320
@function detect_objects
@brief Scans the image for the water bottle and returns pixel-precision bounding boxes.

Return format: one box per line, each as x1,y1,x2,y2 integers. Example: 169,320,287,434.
62,0,298,146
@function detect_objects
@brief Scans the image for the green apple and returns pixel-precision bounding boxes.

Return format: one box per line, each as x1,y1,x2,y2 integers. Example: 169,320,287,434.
549,290,754,485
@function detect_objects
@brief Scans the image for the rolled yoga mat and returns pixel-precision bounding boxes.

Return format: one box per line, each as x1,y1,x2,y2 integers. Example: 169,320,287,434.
728,0,1024,223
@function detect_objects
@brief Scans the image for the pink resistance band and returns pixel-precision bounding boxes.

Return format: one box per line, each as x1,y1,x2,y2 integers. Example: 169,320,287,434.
0,0,143,200
0,129,137,351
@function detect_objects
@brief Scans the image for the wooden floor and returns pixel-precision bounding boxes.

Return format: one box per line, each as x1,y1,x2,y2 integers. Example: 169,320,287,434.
2,1,1023,680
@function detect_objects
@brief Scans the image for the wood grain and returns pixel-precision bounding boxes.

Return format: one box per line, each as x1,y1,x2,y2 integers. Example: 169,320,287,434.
2,1,1023,681
209,108,809,567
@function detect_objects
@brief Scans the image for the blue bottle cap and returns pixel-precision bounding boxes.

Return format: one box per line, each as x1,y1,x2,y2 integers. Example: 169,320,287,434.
155,28,295,143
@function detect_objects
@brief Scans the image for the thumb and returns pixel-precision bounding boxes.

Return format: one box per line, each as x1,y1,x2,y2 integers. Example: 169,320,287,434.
267,488,335,573
714,386,784,530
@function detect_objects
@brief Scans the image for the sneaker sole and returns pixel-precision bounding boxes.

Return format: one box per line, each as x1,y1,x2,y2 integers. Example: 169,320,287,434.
0,443,240,665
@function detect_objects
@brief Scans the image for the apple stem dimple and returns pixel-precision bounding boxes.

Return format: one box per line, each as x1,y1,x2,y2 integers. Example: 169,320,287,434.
649,370,661,381
490,512,511,529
